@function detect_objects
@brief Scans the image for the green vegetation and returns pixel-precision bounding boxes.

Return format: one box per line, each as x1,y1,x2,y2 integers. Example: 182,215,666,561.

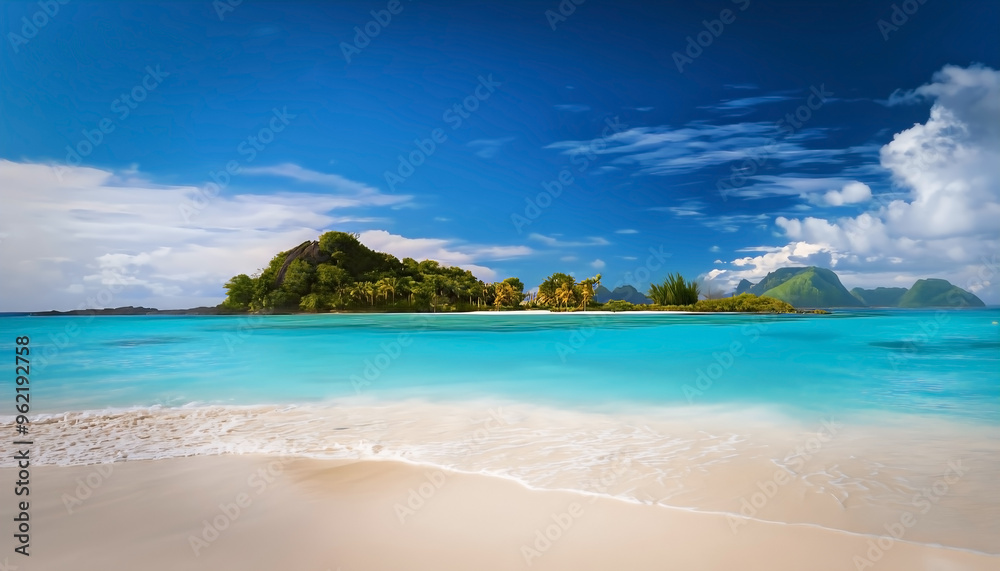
689,294,795,313
530,273,603,311
588,293,798,313
222,232,526,313
743,270,983,308
850,287,907,307
602,299,636,312
897,278,985,308
748,267,863,308
594,284,652,305
648,273,700,305
221,234,809,314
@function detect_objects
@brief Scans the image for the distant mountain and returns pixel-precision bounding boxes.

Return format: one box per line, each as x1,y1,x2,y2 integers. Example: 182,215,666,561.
897,279,985,308
734,279,754,295
595,284,653,305
748,267,864,308
739,269,984,308
850,287,907,307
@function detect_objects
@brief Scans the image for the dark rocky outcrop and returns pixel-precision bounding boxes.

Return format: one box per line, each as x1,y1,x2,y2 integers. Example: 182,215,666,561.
275,241,330,286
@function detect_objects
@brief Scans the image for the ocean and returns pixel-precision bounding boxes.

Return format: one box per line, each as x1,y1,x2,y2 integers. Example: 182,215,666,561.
3,309,999,553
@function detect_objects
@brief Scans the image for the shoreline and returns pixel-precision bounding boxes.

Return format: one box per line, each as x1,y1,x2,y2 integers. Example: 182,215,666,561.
9,455,998,570
11,399,1000,556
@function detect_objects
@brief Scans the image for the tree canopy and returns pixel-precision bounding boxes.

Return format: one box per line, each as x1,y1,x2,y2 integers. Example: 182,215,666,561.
221,233,797,314
222,231,524,312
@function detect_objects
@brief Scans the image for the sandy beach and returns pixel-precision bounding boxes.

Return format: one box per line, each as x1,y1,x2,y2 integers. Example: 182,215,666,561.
8,455,996,571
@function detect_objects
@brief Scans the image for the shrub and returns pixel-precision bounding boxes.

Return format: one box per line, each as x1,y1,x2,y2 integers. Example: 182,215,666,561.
648,273,700,305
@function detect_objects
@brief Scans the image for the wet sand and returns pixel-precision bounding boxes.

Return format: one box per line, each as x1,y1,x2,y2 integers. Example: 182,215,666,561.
7,455,998,571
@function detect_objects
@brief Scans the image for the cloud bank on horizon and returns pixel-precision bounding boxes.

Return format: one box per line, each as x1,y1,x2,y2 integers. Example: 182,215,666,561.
715,65,1000,298
0,1,997,310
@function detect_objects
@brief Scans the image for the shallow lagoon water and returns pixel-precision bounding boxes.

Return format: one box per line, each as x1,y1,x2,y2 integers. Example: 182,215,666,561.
3,309,998,422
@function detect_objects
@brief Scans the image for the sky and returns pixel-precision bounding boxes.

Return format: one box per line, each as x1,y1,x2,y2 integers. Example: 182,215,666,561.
1,0,998,311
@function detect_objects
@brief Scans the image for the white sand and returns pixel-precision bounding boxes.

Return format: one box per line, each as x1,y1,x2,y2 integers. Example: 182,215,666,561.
9,455,997,571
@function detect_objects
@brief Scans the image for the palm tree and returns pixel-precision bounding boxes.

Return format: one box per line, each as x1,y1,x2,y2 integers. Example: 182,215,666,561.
556,282,574,310
375,278,393,305
385,277,402,305
361,281,376,306
578,273,601,311
493,282,516,310
349,283,364,306
399,277,415,305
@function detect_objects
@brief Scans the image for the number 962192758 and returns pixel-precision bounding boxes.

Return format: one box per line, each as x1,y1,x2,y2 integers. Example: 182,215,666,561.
15,336,30,433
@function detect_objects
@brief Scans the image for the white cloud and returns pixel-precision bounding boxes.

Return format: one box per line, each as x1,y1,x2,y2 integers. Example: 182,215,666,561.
590,259,606,269
356,230,532,282
709,245,721,252
528,233,610,247
0,161,513,310
545,120,860,179
467,137,515,159
241,163,411,207
650,200,705,217
812,181,872,206
615,229,639,234
716,65,1000,303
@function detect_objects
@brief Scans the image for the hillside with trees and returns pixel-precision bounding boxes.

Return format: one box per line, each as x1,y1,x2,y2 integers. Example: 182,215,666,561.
220,232,800,314
221,232,528,312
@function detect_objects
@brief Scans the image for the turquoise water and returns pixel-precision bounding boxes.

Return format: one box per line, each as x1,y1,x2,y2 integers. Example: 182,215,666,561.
2,309,998,422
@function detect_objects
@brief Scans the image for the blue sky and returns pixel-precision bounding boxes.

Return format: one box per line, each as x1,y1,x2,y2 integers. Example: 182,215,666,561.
1,0,998,310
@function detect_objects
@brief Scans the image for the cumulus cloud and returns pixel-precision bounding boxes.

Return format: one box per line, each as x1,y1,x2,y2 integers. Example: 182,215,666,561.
590,259,606,269
811,181,872,206
357,230,532,281
0,161,522,310
711,65,1000,302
